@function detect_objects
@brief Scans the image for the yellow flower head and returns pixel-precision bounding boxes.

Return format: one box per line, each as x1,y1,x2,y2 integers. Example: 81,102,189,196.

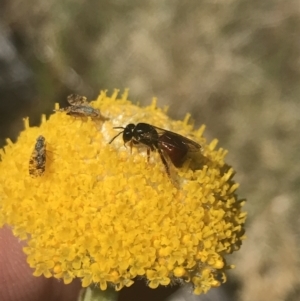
0,89,246,295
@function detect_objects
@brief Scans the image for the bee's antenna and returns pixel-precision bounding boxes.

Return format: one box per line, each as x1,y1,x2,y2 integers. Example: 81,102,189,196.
109,127,125,144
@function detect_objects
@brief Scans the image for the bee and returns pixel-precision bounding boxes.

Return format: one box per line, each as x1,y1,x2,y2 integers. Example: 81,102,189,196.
55,94,103,119
29,135,47,177
109,123,201,175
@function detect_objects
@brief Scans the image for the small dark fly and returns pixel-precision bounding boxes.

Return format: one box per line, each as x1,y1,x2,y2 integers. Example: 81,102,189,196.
55,94,104,119
29,135,46,177
109,123,201,175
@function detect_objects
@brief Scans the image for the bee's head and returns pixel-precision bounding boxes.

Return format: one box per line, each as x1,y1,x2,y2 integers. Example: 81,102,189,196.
109,123,136,145
122,124,135,143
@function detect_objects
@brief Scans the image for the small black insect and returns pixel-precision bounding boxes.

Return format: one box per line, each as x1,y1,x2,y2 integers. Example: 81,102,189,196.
109,123,201,175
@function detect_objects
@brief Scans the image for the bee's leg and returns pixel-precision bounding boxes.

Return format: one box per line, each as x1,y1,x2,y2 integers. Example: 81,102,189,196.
130,140,140,154
147,145,156,162
157,148,170,176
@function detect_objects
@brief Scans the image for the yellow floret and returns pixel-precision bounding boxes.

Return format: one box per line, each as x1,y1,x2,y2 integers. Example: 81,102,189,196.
0,89,246,294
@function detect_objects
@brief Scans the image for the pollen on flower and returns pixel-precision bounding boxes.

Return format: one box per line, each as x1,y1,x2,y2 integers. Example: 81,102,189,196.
0,89,246,295
173,266,186,277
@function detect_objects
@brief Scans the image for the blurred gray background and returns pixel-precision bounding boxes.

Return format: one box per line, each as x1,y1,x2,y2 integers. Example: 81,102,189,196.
0,1,299,301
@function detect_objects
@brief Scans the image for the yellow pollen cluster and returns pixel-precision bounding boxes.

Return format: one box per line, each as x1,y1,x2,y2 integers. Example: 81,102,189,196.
0,89,246,295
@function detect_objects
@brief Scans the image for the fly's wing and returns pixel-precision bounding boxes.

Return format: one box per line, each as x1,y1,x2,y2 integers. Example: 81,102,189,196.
66,106,100,117
154,126,201,152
